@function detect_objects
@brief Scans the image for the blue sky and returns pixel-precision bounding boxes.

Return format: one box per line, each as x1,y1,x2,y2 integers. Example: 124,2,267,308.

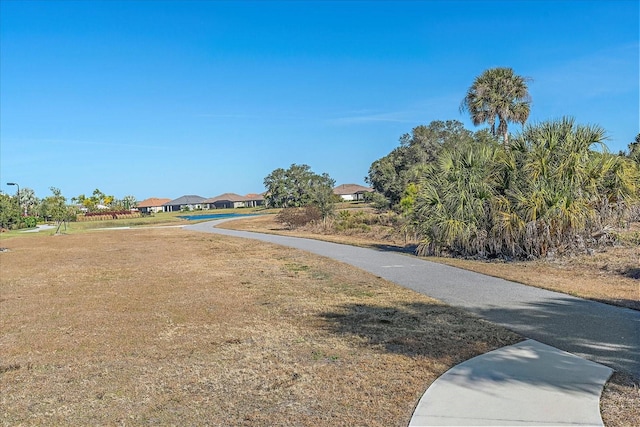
1,0,638,201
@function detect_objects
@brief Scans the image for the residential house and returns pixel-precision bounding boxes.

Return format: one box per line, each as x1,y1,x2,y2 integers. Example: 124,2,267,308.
137,197,171,214
333,184,374,201
203,193,248,209
163,195,206,212
244,193,265,208
203,192,266,209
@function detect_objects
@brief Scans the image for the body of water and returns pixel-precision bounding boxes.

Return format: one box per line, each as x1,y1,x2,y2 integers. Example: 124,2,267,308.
177,213,257,221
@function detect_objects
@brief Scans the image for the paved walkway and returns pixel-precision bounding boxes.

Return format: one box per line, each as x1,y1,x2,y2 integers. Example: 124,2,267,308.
409,340,612,426
185,219,638,425
21,224,56,233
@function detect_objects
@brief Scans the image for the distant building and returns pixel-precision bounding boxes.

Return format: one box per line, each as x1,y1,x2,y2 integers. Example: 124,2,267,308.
203,193,266,209
203,193,248,209
162,195,206,212
244,193,265,208
333,184,374,201
137,197,171,214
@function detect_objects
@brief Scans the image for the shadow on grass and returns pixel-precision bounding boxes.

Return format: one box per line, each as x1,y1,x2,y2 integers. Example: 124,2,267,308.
320,301,520,365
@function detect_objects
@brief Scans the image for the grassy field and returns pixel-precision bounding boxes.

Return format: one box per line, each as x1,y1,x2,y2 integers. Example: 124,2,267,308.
0,214,637,425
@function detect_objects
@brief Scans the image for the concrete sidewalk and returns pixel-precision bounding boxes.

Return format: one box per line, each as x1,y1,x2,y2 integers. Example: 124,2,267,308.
409,339,613,426
184,220,636,425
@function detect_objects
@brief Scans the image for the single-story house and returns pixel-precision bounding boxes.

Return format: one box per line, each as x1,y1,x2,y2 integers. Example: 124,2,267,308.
162,195,206,212
244,193,265,208
333,184,374,201
137,197,171,214
203,193,248,209
203,192,266,209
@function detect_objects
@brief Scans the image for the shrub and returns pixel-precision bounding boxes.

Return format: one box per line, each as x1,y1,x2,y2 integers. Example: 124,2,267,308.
23,216,37,228
276,206,322,229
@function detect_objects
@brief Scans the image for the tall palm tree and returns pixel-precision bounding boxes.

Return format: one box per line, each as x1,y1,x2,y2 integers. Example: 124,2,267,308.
461,67,532,146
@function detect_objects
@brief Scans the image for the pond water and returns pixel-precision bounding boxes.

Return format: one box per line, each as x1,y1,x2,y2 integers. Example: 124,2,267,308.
177,213,257,221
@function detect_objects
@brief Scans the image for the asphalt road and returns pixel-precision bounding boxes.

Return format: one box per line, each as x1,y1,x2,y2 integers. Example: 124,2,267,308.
185,220,640,377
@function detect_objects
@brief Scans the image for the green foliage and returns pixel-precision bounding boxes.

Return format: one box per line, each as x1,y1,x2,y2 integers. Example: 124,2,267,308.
264,164,336,219
461,67,532,145
0,193,20,229
367,120,476,208
626,133,640,165
414,137,502,257
366,191,390,211
334,210,373,232
41,187,76,233
23,216,37,228
399,183,419,216
18,187,39,216
411,117,639,258
121,195,137,210
72,188,119,212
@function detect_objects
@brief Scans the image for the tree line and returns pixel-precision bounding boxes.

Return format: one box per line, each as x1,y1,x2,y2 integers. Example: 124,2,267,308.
0,187,137,230
262,67,639,259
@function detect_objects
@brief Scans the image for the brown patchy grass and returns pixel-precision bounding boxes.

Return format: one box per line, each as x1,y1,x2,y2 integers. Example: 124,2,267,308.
221,214,640,426
1,228,520,426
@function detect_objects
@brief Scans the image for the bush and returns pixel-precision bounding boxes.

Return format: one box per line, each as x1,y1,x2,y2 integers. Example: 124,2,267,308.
276,206,322,229
23,216,37,228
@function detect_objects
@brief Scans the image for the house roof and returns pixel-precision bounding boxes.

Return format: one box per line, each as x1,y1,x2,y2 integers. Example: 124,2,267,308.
203,193,248,204
137,197,171,208
163,195,207,206
245,193,265,201
333,184,374,195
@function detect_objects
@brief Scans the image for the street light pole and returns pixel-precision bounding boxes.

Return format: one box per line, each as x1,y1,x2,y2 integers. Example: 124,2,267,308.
6,182,21,221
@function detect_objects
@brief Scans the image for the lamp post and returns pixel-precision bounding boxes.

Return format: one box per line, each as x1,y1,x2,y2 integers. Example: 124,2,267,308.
6,182,21,224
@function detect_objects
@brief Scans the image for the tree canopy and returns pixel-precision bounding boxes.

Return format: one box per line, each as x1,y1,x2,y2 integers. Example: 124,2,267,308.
366,120,478,208
461,67,531,146
264,164,336,218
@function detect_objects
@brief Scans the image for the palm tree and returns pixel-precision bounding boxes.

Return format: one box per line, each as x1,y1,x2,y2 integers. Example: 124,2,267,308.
461,67,532,146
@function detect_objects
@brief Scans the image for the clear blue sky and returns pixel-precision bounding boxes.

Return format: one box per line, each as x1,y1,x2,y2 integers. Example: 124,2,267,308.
1,0,638,201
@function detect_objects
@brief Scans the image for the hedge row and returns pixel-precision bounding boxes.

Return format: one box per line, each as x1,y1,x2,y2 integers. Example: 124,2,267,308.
76,212,142,222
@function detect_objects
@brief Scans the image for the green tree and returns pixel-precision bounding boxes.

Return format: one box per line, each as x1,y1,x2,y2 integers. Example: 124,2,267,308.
0,193,21,230
264,164,336,220
367,120,475,208
122,195,137,210
461,67,531,146
626,133,640,164
41,187,73,233
308,172,336,222
18,187,39,216
72,193,95,211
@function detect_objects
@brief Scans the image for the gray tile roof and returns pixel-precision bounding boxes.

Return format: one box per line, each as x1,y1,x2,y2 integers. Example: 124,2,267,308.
163,195,207,206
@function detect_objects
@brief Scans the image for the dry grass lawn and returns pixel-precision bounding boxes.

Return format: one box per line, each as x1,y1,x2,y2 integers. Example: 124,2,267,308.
1,228,522,426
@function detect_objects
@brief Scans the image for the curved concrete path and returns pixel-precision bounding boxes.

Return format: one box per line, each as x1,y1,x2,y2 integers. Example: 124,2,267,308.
185,219,638,425
409,339,613,426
